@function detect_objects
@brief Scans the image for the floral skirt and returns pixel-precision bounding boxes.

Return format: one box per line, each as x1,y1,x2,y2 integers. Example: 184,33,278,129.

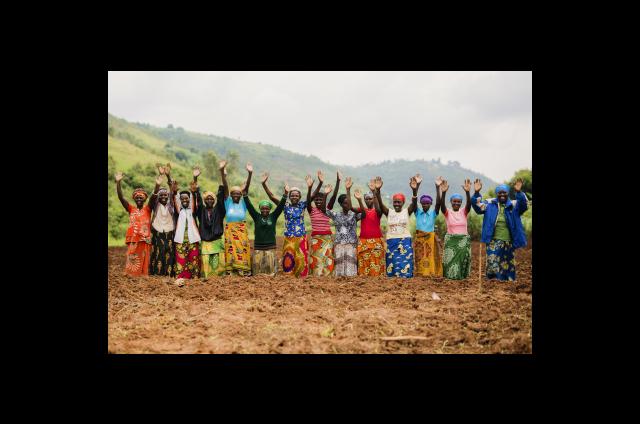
357,237,385,276
282,235,309,278
175,239,200,279
224,221,252,276
443,234,471,280
385,237,414,278
485,239,517,281
414,230,443,277
334,243,358,277
309,234,334,276
125,241,151,276
252,248,278,276
201,238,225,278
150,229,175,277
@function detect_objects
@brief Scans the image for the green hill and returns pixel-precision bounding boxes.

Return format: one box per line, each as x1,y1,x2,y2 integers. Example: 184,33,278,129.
108,113,505,246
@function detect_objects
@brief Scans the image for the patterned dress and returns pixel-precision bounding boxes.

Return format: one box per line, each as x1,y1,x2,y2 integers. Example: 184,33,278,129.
309,206,334,276
282,201,308,277
125,204,152,277
325,209,362,277
385,208,414,278
357,208,385,276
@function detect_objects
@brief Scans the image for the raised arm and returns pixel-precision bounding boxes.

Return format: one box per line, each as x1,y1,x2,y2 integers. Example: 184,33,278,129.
439,180,449,215
514,178,528,215
367,179,382,217
243,193,259,222
171,180,181,212
462,179,472,215
189,180,197,213
114,172,130,211
374,176,389,216
305,174,314,214
215,184,226,216
260,171,280,204
407,174,421,215
273,184,289,220
244,162,253,194
434,178,442,215
470,178,485,215
327,170,342,210
353,189,366,221
148,174,162,210
219,160,229,198
191,166,201,215
344,177,354,212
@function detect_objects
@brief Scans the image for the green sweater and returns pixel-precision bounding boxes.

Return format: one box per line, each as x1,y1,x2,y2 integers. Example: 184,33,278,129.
243,194,287,249
493,203,512,242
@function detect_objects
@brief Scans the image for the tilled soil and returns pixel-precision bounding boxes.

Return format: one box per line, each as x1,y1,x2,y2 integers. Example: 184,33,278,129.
108,239,532,354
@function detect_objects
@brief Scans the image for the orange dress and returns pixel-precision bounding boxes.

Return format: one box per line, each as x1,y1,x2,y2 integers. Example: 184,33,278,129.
124,204,152,276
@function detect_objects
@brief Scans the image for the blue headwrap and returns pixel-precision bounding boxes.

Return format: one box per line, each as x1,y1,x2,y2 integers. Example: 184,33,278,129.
450,193,463,202
495,184,510,194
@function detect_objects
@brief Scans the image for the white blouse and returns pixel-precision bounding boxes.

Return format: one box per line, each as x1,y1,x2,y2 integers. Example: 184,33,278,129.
386,208,411,240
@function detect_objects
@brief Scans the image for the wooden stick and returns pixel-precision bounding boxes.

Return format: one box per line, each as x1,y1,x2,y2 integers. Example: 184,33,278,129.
478,242,482,291
380,336,428,341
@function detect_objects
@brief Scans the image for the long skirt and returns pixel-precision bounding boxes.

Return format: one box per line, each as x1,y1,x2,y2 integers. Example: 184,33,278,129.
150,229,175,277
224,221,252,276
309,234,334,276
334,243,358,277
443,234,471,280
357,237,385,276
125,241,151,276
485,239,517,281
175,234,200,279
252,248,278,276
385,237,414,278
201,239,225,278
414,230,443,277
282,235,309,278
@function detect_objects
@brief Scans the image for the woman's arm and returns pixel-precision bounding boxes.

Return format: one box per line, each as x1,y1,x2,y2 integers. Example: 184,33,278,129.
244,162,253,194
373,176,389,216
462,179,472,215
115,173,130,211
260,172,280,204
470,178,485,215
305,174,314,214
219,160,229,199
439,180,449,214
353,189,366,221
148,174,162,211
273,185,289,220
319,184,332,213
243,194,259,222
407,174,421,215
514,178,529,215
327,171,341,210
434,179,442,215
344,177,354,211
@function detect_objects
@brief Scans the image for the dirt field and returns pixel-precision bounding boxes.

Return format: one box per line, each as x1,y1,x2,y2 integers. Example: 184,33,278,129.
108,238,532,354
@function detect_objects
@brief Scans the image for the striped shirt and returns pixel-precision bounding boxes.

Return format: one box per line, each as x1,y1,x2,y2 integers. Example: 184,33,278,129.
309,206,332,236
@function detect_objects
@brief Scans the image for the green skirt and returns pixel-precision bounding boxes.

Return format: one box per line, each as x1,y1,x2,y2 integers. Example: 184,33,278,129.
443,234,471,280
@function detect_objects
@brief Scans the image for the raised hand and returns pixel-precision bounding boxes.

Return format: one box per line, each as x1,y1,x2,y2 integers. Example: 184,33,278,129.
514,178,523,192
368,179,376,191
165,163,172,175
345,177,353,189
304,174,314,188
440,180,449,192
155,174,163,185
462,179,471,192
284,182,290,193
193,166,201,178
190,181,198,192
414,174,423,185
219,160,227,170
374,176,383,189
409,176,418,190
435,176,443,186
246,162,253,173
156,163,166,175
354,188,362,199
324,184,333,194
261,172,269,183
337,170,343,181
115,172,124,183
474,178,482,192
317,170,324,182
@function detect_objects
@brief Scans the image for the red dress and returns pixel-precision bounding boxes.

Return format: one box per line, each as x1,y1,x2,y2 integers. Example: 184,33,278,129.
125,204,152,276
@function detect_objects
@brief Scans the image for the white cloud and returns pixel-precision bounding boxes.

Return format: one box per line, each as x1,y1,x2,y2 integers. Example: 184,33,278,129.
108,71,532,181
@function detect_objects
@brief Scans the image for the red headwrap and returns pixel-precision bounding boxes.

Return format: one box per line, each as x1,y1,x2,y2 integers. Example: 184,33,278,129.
132,188,148,200
392,193,405,202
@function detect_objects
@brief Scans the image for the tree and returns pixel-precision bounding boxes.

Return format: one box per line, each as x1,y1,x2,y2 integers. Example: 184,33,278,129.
202,150,219,180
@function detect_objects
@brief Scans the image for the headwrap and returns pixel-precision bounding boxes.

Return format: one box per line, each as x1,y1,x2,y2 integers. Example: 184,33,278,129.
420,194,433,204
289,186,301,194
229,185,242,194
258,200,273,209
450,193,463,202
203,191,216,200
495,184,510,194
132,188,148,200
157,187,169,195
392,193,405,202
364,192,374,200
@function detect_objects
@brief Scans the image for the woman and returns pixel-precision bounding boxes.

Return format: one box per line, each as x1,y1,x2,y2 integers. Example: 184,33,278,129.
220,160,253,276
115,172,160,276
243,180,288,276
149,165,177,276
172,179,202,279
262,172,309,278
355,179,385,276
471,178,528,281
440,178,472,280
192,166,226,278
374,175,420,278
324,176,363,277
413,176,444,277
306,170,335,276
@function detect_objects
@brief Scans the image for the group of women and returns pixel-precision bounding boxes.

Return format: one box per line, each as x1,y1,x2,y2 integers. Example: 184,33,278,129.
114,160,528,282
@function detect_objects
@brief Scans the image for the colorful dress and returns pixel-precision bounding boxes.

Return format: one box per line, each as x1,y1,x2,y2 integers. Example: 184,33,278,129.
413,207,443,277
485,203,516,281
194,186,226,278
325,208,362,277
223,197,251,276
357,207,385,276
244,194,286,276
385,208,414,278
173,194,201,279
125,204,152,276
282,200,308,278
309,206,334,276
150,201,176,277
442,209,471,280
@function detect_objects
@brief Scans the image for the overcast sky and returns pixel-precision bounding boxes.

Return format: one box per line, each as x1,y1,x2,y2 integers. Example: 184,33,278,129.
108,71,531,182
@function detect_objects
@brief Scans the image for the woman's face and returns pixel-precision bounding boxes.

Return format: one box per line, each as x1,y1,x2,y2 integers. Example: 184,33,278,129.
158,192,169,205
451,198,462,211
364,194,374,209
313,193,325,208
289,190,301,205
421,200,432,212
204,195,215,208
497,190,508,203
134,194,146,208
180,194,190,208
259,206,271,217
393,199,404,212
230,190,242,203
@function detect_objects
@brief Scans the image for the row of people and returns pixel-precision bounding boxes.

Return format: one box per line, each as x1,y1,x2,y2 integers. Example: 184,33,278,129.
114,161,528,281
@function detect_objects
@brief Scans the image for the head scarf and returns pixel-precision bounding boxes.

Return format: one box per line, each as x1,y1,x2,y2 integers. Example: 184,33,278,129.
450,193,463,202
289,187,301,194
229,185,242,194
392,193,405,202
132,188,148,200
157,187,169,195
258,200,273,209
495,184,510,194
420,194,433,204
364,192,374,200
203,191,216,200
